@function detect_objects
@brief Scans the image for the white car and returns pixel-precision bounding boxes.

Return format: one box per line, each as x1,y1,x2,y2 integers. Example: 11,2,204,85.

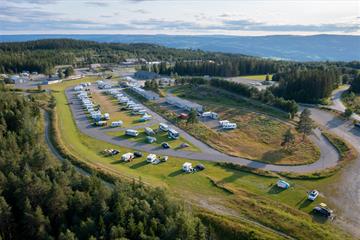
308,190,319,201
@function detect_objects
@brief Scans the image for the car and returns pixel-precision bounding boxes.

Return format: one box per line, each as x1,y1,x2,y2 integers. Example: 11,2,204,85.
194,164,205,171
134,151,143,158
160,156,169,162
161,142,170,149
355,122,360,129
179,143,190,148
308,190,319,201
111,149,120,155
313,203,333,218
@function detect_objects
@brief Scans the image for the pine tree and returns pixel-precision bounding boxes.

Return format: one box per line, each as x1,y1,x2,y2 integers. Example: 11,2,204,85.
297,108,314,141
281,128,295,150
187,109,198,125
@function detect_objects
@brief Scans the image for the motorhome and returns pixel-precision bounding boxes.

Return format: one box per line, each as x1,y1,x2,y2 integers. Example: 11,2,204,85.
159,123,169,132
121,152,135,162
182,162,193,173
146,154,157,163
125,129,139,137
168,128,180,139
219,120,230,126
111,121,123,127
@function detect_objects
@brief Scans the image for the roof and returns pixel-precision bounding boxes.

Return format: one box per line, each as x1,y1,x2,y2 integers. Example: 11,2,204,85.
165,96,203,110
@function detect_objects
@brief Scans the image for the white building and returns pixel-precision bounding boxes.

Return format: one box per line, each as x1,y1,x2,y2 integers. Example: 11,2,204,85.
165,96,203,112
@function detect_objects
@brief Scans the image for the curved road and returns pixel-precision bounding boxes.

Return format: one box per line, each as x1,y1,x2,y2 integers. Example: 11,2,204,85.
66,87,340,173
328,85,360,121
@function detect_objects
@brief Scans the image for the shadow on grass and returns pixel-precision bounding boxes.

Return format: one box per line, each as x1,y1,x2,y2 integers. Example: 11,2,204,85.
130,161,148,169
267,184,286,194
261,149,288,164
168,169,183,177
298,199,312,209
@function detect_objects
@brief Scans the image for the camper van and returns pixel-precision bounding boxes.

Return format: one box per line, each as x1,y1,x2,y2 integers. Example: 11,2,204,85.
121,152,135,162
159,123,169,132
111,121,123,127
182,162,193,173
125,129,139,137
168,128,180,139
145,127,155,136
146,154,157,163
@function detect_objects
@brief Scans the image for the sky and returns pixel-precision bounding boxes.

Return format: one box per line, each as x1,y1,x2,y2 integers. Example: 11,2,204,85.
0,0,359,36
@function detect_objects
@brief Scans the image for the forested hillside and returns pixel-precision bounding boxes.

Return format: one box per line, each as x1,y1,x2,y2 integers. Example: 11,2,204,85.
0,39,281,75
0,85,207,239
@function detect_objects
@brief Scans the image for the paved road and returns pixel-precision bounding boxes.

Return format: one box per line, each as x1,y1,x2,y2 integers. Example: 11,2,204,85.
327,85,360,121
66,87,340,173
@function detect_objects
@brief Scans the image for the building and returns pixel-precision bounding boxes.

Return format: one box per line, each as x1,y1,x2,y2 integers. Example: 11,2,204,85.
165,96,203,112
134,71,160,80
129,86,160,100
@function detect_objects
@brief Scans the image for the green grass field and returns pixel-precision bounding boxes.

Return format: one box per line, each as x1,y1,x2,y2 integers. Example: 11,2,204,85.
46,77,352,239
342,91,360,114
170,85,320,165
241,74,273,81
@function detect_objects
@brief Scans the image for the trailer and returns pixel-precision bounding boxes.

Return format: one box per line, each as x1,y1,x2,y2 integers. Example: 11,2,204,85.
111,121,123,127
125,129,139,137
145,127,155,136
159,123,169,132
222,123,237,129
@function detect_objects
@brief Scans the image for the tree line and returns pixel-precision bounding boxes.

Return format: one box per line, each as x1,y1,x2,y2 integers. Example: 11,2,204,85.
272,67,340,103
210,78,298,118
0,86,208,240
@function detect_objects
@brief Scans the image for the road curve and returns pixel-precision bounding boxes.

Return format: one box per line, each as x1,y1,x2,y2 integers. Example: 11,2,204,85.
65,87,340,173
328,85,360,121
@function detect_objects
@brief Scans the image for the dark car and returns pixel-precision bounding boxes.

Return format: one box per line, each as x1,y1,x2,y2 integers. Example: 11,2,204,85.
355,122,360,129
133,151,143,158
111,150,120,155
161,142,170,149
313,205,333,218
180,143,190,148
194,164,205,171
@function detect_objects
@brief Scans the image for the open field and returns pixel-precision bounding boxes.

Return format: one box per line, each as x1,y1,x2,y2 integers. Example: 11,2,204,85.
241,74,273,80
44,77,353,239
90,89,149,127
169,85,320,165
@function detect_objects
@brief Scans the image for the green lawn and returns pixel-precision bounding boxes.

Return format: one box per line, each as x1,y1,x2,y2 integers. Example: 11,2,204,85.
241,74,273,81
47,77,352,240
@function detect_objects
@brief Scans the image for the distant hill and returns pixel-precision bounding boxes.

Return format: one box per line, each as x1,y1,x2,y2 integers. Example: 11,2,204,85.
0,34,359,61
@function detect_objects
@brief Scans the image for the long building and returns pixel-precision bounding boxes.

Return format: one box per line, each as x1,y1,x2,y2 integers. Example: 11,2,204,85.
165,96,203,112
130,86,160,100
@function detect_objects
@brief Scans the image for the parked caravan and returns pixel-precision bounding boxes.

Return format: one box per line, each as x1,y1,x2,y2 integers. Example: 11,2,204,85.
103,113,110,120
125,129,139,137
139,114,152,122
168,128,180,139
159,123,169,132
145,127,155,136
95,121,107,126
111,121,123,127
146,136,157,143
222,123,237,129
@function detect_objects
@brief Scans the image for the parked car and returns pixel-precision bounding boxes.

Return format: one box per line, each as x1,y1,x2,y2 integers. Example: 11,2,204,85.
276,179,290,189
355,122,360,129
134,151,143,158
194,164,205,171
161,142,170,149
313,203,333,218
121,153,134,162
308,190,319,201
